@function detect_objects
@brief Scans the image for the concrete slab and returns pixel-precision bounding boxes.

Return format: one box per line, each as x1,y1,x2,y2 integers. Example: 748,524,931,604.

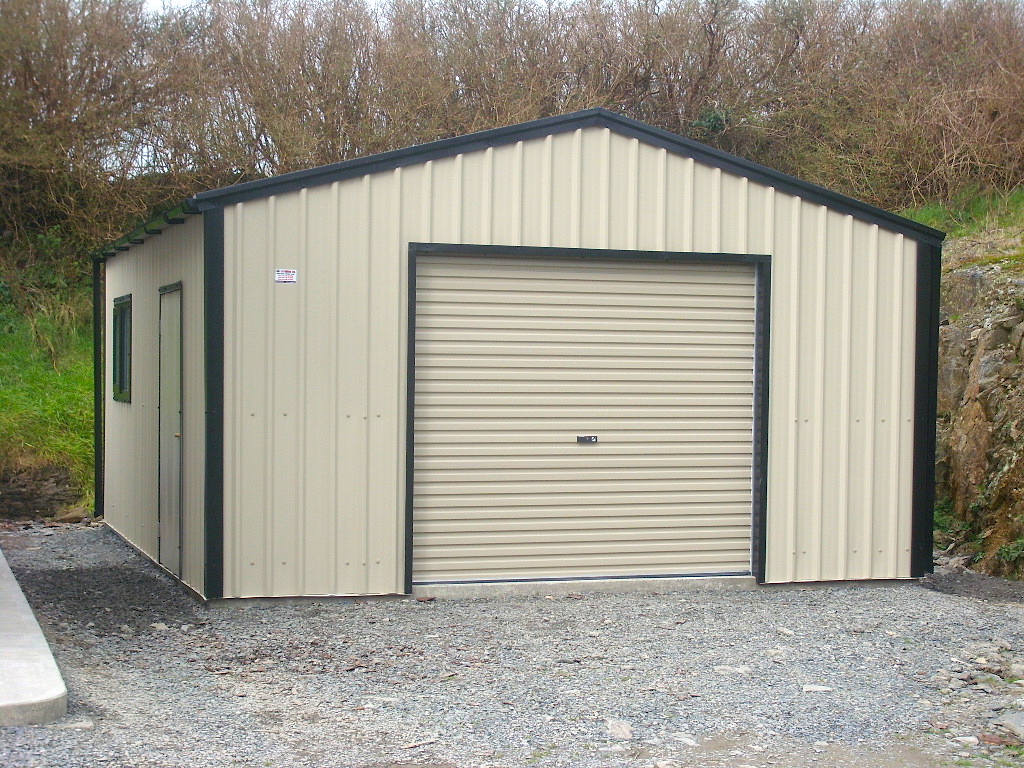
0,544,67,726
208,575,762,605
412,574,758,600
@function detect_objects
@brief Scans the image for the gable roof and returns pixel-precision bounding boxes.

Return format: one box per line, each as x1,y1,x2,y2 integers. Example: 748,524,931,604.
102,108,944,257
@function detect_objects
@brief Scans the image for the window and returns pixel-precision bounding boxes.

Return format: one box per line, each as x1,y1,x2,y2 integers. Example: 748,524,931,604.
112,295,132,402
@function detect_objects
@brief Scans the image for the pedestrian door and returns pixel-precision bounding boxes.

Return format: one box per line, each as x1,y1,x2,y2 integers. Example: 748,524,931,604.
158,284,183,576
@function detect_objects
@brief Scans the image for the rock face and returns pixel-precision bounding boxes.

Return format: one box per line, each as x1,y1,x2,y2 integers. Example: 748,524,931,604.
0,465,81,519
936,232,1024,579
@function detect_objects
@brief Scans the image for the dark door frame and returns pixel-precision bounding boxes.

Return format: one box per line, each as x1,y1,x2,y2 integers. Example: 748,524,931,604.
158,281,184,577
404,243,772,592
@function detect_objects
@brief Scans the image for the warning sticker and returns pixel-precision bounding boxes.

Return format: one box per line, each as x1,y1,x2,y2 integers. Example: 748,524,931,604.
274,269,298,284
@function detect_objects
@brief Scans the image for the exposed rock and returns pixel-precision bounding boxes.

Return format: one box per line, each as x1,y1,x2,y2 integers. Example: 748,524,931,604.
997,313,1024,330
1009,322,1024,351
993,711,1024,739
0,465,81,519
962,331,1012,404
941,268,990,318
948,400,992,521
980,732,1021,746
938,324,970,414
606,718,634,740
937,229,1024,580
55,505,90,523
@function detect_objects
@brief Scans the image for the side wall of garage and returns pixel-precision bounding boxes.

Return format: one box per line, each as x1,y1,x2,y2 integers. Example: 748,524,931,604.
219,126,918,598
103,214,206,595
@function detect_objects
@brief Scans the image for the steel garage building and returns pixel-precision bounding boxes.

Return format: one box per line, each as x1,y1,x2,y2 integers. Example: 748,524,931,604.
95,109,944,600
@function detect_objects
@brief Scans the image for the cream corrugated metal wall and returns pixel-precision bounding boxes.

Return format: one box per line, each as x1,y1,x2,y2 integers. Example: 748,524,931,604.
221,126,917,597
413,255,756,582
104,214,206,595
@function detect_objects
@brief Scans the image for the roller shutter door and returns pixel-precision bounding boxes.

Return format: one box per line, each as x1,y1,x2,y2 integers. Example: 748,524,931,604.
412,254,756,583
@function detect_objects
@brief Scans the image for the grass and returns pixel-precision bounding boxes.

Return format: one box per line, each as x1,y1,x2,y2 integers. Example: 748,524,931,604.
996,537,1024,564
903,187,1024,238
0,305,94,502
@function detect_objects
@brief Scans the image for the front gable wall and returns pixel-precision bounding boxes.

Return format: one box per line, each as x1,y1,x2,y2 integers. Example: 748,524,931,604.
219,126,917,598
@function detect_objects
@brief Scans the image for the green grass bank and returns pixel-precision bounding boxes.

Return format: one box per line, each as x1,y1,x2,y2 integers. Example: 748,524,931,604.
0,308,94,508
904,187,1024,241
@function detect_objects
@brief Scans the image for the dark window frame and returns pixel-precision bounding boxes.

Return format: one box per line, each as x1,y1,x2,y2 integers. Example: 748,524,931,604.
112,294,132,402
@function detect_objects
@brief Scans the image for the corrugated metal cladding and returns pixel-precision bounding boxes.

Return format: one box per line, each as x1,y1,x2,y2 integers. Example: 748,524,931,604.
104,214,206,595
413,255,756,582
221,125,918,597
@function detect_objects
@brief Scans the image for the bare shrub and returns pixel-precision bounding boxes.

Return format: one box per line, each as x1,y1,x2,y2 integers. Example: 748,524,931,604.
4,0,1024,325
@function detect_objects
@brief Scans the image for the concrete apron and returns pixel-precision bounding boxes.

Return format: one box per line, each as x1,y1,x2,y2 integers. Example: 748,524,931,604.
0,545,67,726
412,575,758,600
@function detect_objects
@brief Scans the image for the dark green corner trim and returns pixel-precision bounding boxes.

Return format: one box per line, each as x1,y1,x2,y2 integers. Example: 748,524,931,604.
404,247,418,595
92,258,105,518
203,208,225,599
751,260,772,584
911,241,941,577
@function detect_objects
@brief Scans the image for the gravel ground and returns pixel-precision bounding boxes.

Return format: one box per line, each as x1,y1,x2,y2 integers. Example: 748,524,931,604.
2,523,1024,768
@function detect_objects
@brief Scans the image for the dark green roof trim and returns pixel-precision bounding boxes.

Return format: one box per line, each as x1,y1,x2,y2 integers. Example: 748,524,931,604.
96,200,200,261
604,110,944,245
190,108,943,246
102,108,944,260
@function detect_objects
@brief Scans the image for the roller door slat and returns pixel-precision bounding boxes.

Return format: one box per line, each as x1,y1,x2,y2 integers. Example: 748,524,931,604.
418,259,753,282
417,520,752,535
418,503,749,520
415,490,751,509
418,511,751,527
416,454,750,469
414,551,752,581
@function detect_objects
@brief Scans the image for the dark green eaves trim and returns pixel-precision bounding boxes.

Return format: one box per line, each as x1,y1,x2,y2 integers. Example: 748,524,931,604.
97,201,200,260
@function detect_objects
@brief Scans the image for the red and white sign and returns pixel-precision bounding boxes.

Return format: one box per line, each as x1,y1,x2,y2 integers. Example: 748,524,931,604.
274,269,298,284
